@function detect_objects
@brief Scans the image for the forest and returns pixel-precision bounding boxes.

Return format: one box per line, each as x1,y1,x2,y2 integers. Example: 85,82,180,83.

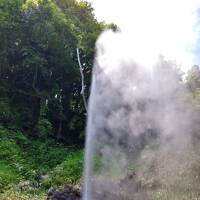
0,0,117,199
1,0,200,199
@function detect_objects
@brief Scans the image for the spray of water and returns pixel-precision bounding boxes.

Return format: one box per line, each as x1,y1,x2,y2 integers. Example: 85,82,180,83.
84,2,200,200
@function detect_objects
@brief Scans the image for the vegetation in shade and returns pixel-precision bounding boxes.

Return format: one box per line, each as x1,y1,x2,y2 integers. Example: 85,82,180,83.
0,125,84,198
0,0,116,145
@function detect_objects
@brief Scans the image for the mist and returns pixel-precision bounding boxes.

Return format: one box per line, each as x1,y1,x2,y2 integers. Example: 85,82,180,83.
83,28,200,199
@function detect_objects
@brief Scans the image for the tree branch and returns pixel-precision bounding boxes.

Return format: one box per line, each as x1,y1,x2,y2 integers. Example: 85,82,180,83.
76,48,88,113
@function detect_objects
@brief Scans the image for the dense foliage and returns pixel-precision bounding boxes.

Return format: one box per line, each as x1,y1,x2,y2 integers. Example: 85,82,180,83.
0,0,116,144
0,0,117,198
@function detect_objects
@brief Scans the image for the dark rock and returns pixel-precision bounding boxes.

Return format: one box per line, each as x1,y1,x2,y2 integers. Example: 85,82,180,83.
46,184,81,200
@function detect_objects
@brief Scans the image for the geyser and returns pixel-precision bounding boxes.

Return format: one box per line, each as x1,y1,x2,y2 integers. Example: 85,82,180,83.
83,27,200,200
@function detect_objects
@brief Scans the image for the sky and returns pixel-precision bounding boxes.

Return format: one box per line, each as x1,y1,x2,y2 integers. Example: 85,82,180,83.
87,0,200,72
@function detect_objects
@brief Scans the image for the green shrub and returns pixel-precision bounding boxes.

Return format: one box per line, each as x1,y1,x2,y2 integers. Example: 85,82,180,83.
0,125,84,196
36,118,53,139
23,139,69,170
44,150,84,188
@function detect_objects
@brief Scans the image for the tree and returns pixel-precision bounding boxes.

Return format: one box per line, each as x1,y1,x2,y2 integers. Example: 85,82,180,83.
186,65,200,97
0,0,111,144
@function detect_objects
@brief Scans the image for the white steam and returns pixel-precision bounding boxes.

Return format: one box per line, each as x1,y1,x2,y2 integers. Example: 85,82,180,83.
83,1,200,200
84,31,200,200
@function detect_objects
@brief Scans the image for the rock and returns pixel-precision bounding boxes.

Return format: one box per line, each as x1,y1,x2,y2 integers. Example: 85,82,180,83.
40,174,49,182
19,180,31,192
46,184,81,200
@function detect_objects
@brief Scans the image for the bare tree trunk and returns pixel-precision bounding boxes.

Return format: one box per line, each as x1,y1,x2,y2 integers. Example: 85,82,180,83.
77,48,88,113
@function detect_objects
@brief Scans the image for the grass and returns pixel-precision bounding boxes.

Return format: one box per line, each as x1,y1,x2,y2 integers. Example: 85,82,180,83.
0,162,20,190
43,150,83,188
0,186,46,200
0,125,84,199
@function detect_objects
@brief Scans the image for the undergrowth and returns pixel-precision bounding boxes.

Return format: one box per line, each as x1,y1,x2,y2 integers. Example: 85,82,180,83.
0,125,84,199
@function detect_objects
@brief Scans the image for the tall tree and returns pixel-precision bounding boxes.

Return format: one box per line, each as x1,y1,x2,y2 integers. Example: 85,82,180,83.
0,0,110,144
